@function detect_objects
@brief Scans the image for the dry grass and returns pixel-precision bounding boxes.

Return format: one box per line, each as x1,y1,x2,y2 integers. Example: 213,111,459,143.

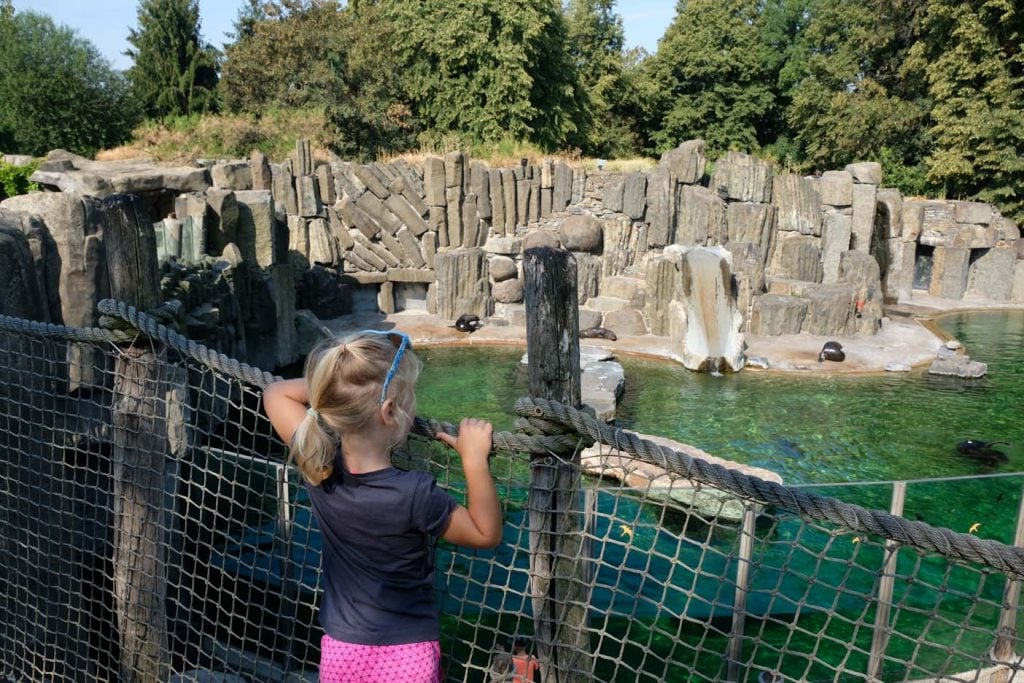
98,109,332,164
94,146,155,162
101,111,657,169
387,144,656,171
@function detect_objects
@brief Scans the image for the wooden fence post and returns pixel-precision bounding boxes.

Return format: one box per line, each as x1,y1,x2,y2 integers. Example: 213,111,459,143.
101,194,172,682
523,246,592,682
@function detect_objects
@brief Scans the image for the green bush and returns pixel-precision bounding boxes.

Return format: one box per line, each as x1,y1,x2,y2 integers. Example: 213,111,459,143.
0,159,38,200
877,147,933,198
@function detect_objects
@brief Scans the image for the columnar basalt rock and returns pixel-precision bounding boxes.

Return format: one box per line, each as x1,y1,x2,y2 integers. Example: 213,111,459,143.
710,152,773,203
820,213,853,283
850,183,877,252
435,247,491,320
966,247,1016,301
818,171,854,207
768,233,824,283
774,173,822,236
675,185,727,246
725,202,775,260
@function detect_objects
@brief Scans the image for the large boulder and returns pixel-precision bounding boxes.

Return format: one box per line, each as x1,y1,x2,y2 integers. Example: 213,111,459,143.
559,214,603,252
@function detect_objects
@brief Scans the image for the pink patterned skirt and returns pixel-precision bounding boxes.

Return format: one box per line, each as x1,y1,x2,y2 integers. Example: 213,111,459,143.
319,634,442,683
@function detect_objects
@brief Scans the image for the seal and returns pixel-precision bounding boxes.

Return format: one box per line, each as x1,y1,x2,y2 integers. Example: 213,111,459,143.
956,439,1010,461
453,313,483,333
817,341,845,363
580,326,617,341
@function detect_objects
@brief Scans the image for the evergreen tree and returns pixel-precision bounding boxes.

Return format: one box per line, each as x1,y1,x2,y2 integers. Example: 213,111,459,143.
639,0,776,157
565,0,638,157
0,5,138,156
227,0,268,42
380,0,585,151
126,0,219,118
914,0,1024,221
784,0,930,172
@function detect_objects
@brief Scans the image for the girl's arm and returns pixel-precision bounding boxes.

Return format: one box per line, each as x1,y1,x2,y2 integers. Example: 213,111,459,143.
262,378,310,445
437,418,502,549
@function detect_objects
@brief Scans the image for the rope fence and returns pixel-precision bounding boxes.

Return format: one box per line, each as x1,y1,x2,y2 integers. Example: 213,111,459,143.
1,302,1023,682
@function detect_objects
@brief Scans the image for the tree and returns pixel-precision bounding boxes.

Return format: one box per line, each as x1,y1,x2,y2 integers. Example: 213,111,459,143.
638,0,777,157
0,5,138,156
784,0,930,172
325,2,421,159
380,0,586,152
126,0,219,118
220,1,346,114
914,0,1024,222
565,0,638,157
227,0,268,42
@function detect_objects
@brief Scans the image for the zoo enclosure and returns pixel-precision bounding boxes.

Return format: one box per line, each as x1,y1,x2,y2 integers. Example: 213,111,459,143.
2,239,1024,682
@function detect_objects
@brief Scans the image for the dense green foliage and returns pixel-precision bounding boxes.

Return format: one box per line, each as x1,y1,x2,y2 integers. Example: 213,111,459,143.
565,0,639,157
784,0,930,171
220,1,346,114
7,0,1021,221
639,0,776,157
126,0,219,118
382,0,585,152
0,2,138,156
0,159,38,200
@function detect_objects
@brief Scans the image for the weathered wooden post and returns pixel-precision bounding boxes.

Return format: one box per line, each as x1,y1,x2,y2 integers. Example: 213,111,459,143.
990,482,1024,683
101,194,172,682
523,246,592,682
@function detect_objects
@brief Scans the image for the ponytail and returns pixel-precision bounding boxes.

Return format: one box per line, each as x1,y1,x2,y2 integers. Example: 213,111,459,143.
288,408,336,484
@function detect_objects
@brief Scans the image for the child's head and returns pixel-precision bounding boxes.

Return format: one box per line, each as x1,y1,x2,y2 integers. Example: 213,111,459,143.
289,330,422,484
513,635,529,653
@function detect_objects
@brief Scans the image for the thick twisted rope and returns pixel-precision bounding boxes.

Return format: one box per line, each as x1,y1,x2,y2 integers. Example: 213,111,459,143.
515,396,1024,579
6,302,1024,578
95,299,276,388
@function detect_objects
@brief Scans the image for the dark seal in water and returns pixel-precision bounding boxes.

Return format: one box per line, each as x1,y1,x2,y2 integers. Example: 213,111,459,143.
956,439,1010,461
580,326,617,341
818,341,845,363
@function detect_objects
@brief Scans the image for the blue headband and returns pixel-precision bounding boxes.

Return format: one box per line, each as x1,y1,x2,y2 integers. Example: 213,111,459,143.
360,330,412,405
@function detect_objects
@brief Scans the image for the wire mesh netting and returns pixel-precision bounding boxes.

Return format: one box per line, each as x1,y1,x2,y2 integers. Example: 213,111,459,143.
2,316,1024,682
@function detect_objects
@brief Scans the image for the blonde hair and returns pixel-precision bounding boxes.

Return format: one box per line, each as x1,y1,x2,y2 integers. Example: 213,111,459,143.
289,331,422,485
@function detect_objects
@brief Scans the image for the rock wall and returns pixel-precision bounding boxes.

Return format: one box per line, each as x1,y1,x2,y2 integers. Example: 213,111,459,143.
2,140,1021,372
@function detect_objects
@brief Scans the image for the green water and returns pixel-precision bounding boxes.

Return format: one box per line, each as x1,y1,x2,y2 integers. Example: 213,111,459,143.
416,310,1024,541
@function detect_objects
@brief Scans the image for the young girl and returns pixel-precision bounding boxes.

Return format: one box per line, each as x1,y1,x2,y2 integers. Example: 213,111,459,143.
263,329,503,683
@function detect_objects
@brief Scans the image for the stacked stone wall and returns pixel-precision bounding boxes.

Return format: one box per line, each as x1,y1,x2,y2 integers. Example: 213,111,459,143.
2,140,1021,372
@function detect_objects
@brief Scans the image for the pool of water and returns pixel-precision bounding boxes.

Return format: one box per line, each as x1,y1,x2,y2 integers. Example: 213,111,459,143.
419,310,1024,485
416,310,1024,540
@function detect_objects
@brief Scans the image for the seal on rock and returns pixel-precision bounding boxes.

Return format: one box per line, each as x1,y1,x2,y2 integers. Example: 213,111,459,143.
452,313,483,333
817,341,845,363
580,326,617,341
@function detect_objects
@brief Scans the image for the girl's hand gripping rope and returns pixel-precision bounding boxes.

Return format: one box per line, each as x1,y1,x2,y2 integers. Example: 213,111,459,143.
437,418,503,549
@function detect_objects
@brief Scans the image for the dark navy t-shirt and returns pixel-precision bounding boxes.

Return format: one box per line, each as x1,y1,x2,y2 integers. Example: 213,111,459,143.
305,456,456,645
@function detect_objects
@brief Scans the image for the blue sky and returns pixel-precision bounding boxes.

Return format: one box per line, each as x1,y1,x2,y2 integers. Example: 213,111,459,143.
10,1,676,71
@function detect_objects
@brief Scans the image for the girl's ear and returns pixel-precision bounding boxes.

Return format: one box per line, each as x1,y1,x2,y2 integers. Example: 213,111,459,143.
379,398,398,426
